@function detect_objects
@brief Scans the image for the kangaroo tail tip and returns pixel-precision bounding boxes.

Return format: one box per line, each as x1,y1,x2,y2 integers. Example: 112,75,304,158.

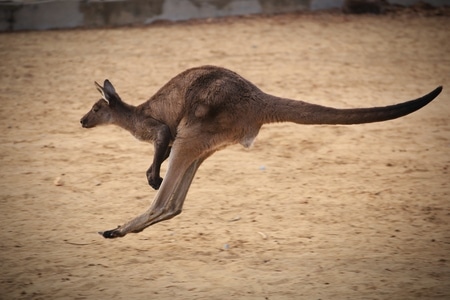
434,86,443,96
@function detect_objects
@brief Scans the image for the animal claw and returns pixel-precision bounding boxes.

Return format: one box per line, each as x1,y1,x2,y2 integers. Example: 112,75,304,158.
99,227,124,239
148,176,163,190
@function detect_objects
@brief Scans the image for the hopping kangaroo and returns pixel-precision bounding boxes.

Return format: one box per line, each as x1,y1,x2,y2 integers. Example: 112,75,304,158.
80,65,442,238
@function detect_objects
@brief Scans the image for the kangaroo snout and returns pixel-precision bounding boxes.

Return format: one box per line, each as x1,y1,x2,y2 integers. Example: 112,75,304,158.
80,116,91,128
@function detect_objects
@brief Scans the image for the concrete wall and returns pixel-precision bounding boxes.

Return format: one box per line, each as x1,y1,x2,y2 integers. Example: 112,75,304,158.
0,0,447,32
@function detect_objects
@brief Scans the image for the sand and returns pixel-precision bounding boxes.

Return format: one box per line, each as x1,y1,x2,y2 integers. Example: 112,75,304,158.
0,11,449,300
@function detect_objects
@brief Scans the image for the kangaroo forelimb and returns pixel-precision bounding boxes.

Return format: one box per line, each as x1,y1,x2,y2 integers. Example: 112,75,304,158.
146,125,172,190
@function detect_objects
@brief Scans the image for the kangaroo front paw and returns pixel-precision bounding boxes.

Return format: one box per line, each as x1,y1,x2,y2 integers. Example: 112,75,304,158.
99,227,125,239
147,175,163,190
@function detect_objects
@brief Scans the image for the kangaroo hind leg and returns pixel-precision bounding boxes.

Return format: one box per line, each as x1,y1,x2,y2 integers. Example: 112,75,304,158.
100,137,215,238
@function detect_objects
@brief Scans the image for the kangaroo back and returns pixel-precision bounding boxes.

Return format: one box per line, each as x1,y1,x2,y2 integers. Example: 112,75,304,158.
261,86,442,125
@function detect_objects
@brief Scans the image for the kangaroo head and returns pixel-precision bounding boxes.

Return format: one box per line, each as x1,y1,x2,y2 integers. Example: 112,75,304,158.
80,80,121,128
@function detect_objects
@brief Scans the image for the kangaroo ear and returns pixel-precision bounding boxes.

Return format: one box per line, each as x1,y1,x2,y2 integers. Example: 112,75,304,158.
94,80,120,105
103,80,121,105
103,79,116,96
94,81,109,105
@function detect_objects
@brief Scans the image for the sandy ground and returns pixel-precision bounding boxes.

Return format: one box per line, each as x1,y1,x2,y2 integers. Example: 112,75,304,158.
0,12,449,300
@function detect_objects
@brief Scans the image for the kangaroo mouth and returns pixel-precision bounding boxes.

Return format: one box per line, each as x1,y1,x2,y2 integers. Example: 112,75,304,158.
80,119,93,128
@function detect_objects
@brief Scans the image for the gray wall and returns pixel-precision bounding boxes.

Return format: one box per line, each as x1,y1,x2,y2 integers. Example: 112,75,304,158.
0,0,447,32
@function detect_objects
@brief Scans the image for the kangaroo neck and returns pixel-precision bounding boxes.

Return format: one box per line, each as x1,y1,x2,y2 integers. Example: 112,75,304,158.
111,101,139,133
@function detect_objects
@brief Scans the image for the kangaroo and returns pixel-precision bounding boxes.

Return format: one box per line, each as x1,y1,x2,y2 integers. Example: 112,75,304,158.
80,65,442,238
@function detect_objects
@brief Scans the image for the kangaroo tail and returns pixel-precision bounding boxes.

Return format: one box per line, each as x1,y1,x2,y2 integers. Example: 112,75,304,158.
262,86,442,125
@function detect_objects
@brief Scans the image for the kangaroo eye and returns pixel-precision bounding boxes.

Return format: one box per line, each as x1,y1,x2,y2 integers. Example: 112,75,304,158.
92,106,99,113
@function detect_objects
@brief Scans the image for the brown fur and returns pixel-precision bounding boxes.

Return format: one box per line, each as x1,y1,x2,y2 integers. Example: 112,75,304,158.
80,65,442,238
